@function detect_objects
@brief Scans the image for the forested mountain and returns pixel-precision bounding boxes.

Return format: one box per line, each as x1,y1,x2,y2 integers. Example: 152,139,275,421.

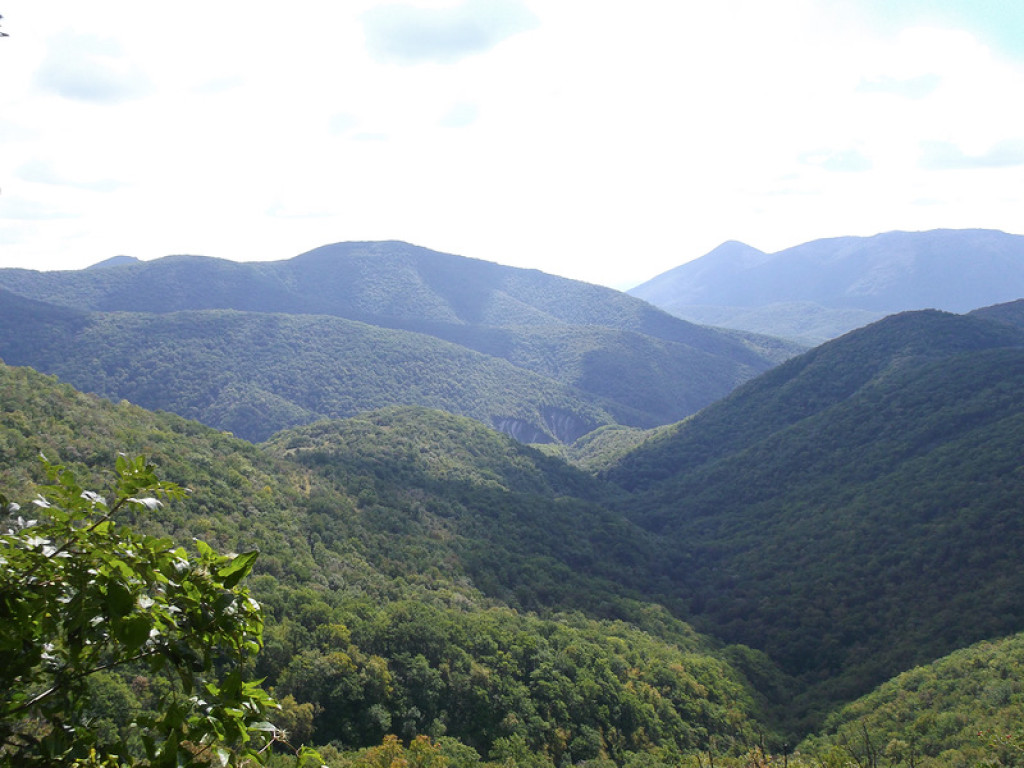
630,228,1024,343
971,296,1024,329
0,242,798,442
0,361,770,765
0,293,619,443
261,407,662,616
5,274,1024,763
799,631,1024,767
604,308,1024,727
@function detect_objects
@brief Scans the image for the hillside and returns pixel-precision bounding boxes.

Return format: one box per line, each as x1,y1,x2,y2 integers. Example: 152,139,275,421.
0,242,798,443
630,229,1024,342
261,407,663,616
604,309,1024,726
971,296,1024,329
0,296,627,443
0,361,770,763
5,297,1024,760
799,631,1024,767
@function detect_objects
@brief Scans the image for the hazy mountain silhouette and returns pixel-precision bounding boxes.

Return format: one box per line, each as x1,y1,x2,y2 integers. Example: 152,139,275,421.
630,229,1024,343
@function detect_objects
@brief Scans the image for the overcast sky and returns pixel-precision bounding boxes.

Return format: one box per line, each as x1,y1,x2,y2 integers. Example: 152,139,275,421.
2,1,1023,289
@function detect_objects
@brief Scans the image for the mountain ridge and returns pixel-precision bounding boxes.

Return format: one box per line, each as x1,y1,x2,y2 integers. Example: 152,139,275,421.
4,298,1024,757
0,358,777,760
602,307,1024,725
0,241,798,443
630,228,1024,342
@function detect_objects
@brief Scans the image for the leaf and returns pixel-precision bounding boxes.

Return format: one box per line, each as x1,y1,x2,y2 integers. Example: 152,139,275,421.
118,614,152,653
211,746,231,768
296,745,328,768
106,581,134,619
127,496,163,511
1,455,280,765
194,539,215,559
80,490,106,507
217,550,260,589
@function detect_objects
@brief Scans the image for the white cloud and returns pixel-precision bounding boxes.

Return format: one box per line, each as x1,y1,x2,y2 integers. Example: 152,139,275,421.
920,139,1024,170
361,0,538,64
857,73,942,100
439,100,479,127
0,196,76,221
801,149,874,173
35,30,151,103
0,1,1023,287
17,158,124,192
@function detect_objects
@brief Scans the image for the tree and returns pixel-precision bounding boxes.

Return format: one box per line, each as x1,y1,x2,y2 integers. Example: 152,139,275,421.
0,454,321,767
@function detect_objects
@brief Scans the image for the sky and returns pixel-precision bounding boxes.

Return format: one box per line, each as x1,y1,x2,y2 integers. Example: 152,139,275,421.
1,1,1023,290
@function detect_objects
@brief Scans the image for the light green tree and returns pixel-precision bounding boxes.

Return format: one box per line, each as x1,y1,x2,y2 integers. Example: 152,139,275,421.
0,454,321,767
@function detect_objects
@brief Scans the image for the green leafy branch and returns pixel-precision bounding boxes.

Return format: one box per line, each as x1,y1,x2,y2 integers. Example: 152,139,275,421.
0,454,322,767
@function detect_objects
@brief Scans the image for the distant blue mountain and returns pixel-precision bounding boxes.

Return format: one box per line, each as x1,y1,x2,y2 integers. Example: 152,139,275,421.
85,255,141,269
630,229,1024,343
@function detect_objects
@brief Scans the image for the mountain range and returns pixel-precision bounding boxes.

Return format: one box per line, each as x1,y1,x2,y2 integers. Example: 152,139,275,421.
630,228,1024,343
0,241,797,442
2,234,1024,765
4,297,1024,763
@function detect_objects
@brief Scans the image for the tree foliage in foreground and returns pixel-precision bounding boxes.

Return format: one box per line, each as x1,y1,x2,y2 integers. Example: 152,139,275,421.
0,454,320,767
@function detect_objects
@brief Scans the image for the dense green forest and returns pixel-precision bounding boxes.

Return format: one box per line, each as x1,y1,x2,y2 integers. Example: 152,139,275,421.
0,362,771,766
0,292,624,443
3,299,1024,765
603,310,1024,728
0,243,798,444
798,631,1024,767
971,297,1024,329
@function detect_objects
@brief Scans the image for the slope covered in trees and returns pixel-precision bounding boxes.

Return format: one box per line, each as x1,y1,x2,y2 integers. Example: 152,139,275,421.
604,309,1024,727
5,298,1024,761
0,241,784,359
0,361,771,765
262,407,664,617
0,242,798,443
0,296,627,443
971,296,1024,329
798,631,1024,767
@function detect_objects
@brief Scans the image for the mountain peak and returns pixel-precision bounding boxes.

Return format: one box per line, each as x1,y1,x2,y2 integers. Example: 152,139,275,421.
703,240,767,261
629,228,1024,342
86,255,141,270
629,241,767,307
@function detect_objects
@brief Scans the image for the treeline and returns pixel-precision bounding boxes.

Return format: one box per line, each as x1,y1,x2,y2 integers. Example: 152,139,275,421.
0,305,618,442
797,631,1024,767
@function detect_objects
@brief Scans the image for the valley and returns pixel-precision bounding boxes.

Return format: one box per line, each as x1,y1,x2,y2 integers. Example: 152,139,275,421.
1,234,1024,766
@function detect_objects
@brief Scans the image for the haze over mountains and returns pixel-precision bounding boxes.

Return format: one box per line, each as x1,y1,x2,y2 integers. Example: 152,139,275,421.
0,241,796,442
630,228,1024,343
